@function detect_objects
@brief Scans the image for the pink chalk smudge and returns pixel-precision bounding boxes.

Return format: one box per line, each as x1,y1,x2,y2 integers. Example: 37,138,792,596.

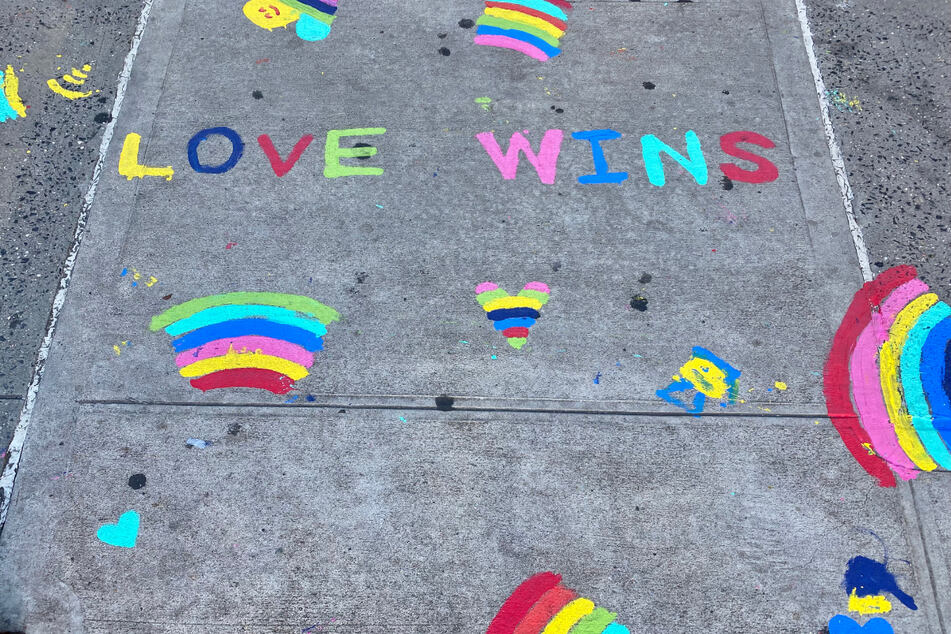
476,282,499,294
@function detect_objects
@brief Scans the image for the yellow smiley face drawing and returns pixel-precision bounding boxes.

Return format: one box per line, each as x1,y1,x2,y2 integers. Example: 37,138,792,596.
243,0,300,30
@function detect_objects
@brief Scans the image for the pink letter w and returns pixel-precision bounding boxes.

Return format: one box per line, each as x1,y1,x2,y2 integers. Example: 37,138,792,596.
475,129,564,185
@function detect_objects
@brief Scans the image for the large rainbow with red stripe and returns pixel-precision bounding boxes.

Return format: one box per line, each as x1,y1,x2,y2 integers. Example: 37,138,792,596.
474,0,574,62
487,572,629,634
149,292,340,395
824,265,951,487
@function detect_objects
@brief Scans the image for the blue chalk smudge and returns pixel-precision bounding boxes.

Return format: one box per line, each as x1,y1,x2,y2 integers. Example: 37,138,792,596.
843,556,917,610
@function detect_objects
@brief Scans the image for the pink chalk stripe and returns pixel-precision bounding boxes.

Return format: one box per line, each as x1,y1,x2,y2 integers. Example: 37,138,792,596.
523,281,550,293
875,279,929,338
847,279,929,481
850,315,919,480
175,336,315,369
474,35,551,62
476,282,499,294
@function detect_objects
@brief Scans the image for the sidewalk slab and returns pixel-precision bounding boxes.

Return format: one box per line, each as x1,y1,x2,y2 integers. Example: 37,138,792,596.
0,407,938,632
31,0,858,407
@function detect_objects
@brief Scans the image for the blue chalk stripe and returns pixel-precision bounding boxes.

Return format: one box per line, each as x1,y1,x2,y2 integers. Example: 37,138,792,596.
474,25,563,59
170,319,324,353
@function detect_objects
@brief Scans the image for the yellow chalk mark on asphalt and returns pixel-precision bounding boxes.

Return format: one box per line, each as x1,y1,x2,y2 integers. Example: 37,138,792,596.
2,65,27,118
47,63,94,99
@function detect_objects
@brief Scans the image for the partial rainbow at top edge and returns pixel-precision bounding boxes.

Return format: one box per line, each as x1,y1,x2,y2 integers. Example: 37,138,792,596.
475,0,573,61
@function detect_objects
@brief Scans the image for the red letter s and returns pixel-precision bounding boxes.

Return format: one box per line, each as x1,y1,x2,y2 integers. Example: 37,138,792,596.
719,131,779,184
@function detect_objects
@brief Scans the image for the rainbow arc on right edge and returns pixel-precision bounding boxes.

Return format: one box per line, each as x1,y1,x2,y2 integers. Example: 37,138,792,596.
824,265,951,487
486,572,630,634
474,0,573,62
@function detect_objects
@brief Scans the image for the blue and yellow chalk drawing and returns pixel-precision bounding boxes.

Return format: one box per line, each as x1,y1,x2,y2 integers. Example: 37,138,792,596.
656,346,741,416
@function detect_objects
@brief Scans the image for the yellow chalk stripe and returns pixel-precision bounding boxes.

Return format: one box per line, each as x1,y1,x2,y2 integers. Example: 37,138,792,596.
71,67,89,78
482,295,543,312
179,352,309,381
880,293,939,471
484,7,565,39
680,356,731,399
848,590,891,615
541,597,595,634
63,75,84,85
3,65,27,117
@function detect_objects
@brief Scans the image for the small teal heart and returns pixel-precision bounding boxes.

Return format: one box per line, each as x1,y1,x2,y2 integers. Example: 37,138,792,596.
97,510,140,548
829,615,894,634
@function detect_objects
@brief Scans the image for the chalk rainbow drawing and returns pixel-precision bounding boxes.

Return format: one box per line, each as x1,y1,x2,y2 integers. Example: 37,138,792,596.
476,281,550,350
473,0,573,62
149,292,340,394
486,572,630,634
0,65,27,123
824,265,951,487
243,0,339,41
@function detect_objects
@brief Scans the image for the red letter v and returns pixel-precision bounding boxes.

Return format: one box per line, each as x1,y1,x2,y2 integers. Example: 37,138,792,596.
257,134,315,177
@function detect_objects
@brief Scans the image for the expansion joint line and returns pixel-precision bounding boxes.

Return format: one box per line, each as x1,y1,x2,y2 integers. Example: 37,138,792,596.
0,0,156,535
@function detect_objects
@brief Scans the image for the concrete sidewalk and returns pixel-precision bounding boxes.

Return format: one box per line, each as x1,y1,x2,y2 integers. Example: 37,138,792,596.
1,0,948,631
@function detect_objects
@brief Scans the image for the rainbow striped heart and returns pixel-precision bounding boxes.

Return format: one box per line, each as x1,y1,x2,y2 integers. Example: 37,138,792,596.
476,281,551,350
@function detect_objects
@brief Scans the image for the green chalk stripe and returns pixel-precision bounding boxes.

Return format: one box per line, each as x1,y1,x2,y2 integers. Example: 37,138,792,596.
282,0,336,25
475,15,563,48
517,288,551,306
508,337,528,349
570,607,619,634
150,292,341,331
477,288,510,306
